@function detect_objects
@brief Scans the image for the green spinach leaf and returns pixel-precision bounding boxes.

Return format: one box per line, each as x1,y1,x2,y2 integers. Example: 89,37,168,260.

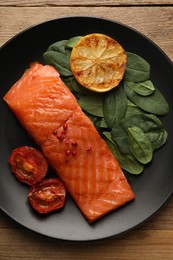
103,132,144,174
48,40,67,54
43,50,72,76
128,126,153,164
103,84,127,128
78,94,104,117
89,116,108,129
124,52,150,82
125,99,144,117
124,81,169,115
65,36,82,49
128,80,155,96
145,128,168,150
111,113,164,154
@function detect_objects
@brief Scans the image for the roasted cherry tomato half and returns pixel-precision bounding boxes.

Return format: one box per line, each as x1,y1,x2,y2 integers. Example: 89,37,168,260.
27,178,66,214
8,146,48,185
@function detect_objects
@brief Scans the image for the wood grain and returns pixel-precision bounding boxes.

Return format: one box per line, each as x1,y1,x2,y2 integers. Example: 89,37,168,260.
0,2,173,260
0,221,173,259
0,7,173,61
0,0,173,6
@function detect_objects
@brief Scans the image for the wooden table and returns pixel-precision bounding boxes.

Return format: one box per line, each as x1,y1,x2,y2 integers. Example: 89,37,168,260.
0,1,173,259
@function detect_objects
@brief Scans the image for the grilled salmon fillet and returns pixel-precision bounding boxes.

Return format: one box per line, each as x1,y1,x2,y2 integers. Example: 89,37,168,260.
4,62,135,222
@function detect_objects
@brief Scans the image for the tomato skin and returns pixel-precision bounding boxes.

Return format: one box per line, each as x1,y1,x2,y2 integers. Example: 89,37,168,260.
27,178,66,214
9,146,48,185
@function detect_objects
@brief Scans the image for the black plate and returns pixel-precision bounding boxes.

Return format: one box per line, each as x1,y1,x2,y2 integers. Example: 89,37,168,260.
0,16,173,241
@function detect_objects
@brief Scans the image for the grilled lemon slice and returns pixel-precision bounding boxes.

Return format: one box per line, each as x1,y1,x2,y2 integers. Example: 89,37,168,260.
70,33,127,92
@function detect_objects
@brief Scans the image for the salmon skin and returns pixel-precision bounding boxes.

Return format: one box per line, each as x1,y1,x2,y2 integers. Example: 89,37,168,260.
4,62,135,223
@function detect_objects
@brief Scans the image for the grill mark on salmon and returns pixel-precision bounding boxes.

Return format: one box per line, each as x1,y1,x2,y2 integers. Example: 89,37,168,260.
4,62,135,222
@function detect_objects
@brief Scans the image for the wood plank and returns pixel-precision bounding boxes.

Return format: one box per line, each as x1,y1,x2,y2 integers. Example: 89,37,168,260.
0,6,173,61
0,228,173,259
0,1,173,6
